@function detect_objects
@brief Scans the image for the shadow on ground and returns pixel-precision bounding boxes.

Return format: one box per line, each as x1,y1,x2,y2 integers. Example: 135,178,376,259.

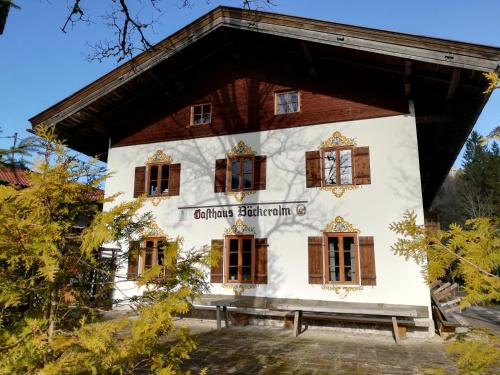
179,320,455,375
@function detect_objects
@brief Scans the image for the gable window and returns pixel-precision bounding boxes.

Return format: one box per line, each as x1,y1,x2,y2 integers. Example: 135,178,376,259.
323,147,353,186
229,157,254,191
225,235,254,283
148,164,170,196
324,233,359,284
191,103,212,125
275,91,300,114
140,237,167,277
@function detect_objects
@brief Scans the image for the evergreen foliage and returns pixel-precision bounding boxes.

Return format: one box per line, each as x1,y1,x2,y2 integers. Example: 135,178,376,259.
0,125,210,374
390,211,499,308
391,211,500,374
431,131,499,227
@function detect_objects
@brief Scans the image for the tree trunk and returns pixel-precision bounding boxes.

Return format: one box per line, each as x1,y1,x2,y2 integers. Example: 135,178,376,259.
47,286,58,344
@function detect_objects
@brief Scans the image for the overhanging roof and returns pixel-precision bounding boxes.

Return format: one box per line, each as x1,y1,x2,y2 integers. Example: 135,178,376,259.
29,6,500,208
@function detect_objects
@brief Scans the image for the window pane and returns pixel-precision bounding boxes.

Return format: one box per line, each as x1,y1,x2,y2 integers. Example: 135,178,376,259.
150,166,158,180
328,237,340,282
276,94,287,114
149,166,158,196
160,165,169,194
229,266,238,281
157,241,165,266
202,104,211,114
324,150,337,185
343,237,355,282
243,158,252,173
202,114,211,124
243,158,252,189
339,149,353,185
287,92,299,112
145,241,153,269
193,106,202,115
229,252,238,266
231,159,240,190
242,238,252,252
242,266,251,281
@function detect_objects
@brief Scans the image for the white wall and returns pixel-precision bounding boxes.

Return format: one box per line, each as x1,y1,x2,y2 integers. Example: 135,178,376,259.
105,112,430,309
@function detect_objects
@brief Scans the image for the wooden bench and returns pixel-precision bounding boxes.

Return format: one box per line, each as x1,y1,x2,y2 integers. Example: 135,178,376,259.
192,300,422,344
276,303,419,344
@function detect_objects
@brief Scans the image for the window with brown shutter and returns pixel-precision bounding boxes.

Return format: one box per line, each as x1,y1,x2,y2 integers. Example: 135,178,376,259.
305,151,322,188
323,233,360,285
214,154,266,193
254,238,268,284
359,236,376,286
228,156,254,192
134,167,146,197
253,156,267,191
134,163,181,198
308,236,323,284
225,235,254,283
305,146,371,189
168,163,181,196
323,146,354,186
353,147,371,185
210,239,224,283
214,159,227,193
138,237,169,279
127,241,140,280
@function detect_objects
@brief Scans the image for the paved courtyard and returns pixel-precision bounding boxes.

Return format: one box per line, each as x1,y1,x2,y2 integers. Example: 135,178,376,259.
179,320,455,374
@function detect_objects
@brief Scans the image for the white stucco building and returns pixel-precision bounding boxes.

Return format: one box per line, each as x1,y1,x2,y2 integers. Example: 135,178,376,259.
30,7,500,335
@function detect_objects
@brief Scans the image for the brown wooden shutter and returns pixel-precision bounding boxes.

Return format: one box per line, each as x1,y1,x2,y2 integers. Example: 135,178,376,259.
359,236,376,286
305,151,322,188
127,241,140,280
353,147,371,185
210,239,224,283
253,156,267,190
255,238,268,284
308,236,323,284
168,163,181,196
133,166,146,197
214,159,227,193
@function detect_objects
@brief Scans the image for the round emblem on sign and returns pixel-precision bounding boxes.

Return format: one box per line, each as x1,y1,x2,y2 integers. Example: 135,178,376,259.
296,204,306,216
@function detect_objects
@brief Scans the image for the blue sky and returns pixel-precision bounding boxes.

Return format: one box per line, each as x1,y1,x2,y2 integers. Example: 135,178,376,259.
1,0,499,167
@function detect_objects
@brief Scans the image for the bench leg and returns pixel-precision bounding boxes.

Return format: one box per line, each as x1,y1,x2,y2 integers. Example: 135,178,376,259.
392,317,401,344
223,306,229,328
216,306,221,330
293,310,302,337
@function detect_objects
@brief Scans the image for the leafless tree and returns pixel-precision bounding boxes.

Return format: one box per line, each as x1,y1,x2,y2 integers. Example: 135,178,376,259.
60,0,275,62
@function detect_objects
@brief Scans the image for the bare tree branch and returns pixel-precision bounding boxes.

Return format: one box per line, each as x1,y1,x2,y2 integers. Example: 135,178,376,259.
58,1,276,63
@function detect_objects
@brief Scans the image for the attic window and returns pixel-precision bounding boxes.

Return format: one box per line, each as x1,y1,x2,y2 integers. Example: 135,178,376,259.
191,103,212,125
275,91,300,114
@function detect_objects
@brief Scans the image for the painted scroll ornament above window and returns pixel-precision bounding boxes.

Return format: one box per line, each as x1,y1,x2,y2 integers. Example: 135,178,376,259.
224,218,255,236
143,222,169,239
319,131,357,149
323,216,360,234
145,150,173,207
146,149,173,165
227,140,257,157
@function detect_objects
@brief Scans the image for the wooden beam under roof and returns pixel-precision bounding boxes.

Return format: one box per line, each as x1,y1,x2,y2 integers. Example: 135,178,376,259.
301,41,318,79
30,6,500,130
446,69,461,103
